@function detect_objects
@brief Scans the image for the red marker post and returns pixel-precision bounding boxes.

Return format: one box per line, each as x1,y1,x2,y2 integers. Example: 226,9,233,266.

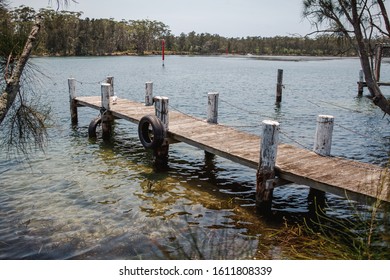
162,39,165,67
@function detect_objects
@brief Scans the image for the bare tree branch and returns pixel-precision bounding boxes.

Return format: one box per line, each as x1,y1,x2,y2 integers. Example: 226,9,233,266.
0,16,42,125
303,0,390,116
378,0,390,35
49,0,78,10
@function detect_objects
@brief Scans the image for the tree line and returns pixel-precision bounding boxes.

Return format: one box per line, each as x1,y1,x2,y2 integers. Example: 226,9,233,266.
3,5,380,57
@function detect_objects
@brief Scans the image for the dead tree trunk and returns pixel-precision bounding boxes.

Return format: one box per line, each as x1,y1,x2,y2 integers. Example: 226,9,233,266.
0,16,43,125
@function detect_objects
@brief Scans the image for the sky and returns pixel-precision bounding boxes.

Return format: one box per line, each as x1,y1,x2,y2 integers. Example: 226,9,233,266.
10,0,314,37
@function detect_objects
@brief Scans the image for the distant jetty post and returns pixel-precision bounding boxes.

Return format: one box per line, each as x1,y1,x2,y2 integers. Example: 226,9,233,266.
68,77,77,125
276,69,284,103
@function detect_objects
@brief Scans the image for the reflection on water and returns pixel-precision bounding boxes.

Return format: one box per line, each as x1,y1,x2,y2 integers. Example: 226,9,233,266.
1,56,389,259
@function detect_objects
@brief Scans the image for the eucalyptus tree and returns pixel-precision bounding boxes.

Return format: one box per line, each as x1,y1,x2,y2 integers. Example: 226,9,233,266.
303,0,390,115
0,0,76,153
129,19,170,54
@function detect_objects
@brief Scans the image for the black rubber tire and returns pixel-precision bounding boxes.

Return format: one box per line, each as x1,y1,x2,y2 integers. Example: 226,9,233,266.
138,115,165,149
88,116,102,138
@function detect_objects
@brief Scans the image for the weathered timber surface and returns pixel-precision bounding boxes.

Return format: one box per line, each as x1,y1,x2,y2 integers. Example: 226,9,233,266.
75,96,390,203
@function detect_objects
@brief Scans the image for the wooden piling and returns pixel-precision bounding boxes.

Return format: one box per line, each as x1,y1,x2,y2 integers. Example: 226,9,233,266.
309,115,334,209
101,83,111,111
68,78,78,125
313,115,334,156
106,76,114,96
154,96,169,167
276,69,283,103
145,82,154,106
374,45,383,82
154,96,169,133
101,83,113,140
207,92,219,124
358,70,364,96
256,120,280,212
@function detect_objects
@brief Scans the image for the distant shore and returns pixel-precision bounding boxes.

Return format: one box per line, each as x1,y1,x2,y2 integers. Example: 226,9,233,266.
32,52,358,62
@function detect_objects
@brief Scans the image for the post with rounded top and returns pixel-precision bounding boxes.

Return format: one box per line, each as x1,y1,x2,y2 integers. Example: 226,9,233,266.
309,115,334,209
145,82,154,106
101,83,111,111
256,120,280,212
101,83,113,140
154,96,169,168
207,92,219,124
68,78,78,125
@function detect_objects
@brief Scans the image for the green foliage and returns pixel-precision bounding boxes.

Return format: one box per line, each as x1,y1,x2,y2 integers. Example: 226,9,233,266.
2,92,51,155
4,5,385,57
0,3,50,154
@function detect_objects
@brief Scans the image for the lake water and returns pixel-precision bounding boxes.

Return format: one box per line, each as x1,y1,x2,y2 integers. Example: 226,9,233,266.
1,55,389,259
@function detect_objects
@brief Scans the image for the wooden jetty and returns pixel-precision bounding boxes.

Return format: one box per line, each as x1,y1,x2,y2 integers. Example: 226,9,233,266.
69,78,390,210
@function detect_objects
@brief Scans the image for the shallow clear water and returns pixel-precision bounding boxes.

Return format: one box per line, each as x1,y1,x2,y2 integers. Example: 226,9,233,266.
1,55,389,259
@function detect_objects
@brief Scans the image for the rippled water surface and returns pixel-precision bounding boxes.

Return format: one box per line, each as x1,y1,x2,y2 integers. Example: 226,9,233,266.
1,56,390,259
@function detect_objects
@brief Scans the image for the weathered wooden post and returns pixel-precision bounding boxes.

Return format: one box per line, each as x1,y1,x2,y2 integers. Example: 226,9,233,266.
68,78,78,125
313,115,334,156
309,115,334,209
358,70,364,96
207,92,219,124
154,96,169,167
205,92,219,158
106,76,114,96
374,44,383,82
101,83,111,110
256,120,280,212
154,96,169,131
276,69,283,103
145,82,154,106
101,83,113,140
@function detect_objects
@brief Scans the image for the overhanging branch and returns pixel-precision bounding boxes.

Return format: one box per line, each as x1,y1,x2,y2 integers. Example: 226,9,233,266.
0,16,42,125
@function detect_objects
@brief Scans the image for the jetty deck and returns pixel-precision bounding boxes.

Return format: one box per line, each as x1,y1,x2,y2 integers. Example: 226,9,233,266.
75,96,390,204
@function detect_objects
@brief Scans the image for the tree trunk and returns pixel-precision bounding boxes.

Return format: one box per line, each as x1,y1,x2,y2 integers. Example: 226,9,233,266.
0,16,43,125
351,4,390,116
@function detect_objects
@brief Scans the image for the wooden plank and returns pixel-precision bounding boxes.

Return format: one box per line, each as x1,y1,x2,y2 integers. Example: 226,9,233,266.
169,119,209,131
220,140,259,153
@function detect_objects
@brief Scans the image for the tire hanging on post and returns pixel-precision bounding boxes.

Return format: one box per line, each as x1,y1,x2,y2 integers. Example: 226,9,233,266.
88,116,102,139
138,115,165,149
